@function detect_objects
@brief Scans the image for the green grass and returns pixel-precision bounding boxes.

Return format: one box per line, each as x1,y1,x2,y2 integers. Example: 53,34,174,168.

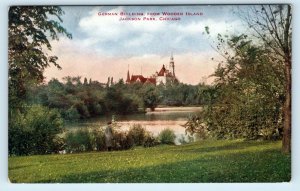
8,140,291,183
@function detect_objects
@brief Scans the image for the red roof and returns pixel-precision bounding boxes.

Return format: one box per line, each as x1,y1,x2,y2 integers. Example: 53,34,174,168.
129,75,156,85
145,78,156,84
130,75,146,83
157,65,167,76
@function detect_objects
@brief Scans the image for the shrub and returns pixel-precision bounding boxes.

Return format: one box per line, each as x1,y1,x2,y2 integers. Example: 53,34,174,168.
143,132,159,147
75,103,90,118
51,136,66,153
64,106,80,120
65,127,108,153
9,105,64,155
112,131,134,150
65,131,80,153
9,111,32,155
127,124,147,146
90,128,106,151
92,103,103,115
65,128,93,153
158,128,176,145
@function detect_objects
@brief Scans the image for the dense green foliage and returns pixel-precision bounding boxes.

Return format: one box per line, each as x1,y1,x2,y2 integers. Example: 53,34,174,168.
9,105,64,155
9,140,291,183
141,85,159,111
182,115,209,140
158,128,176,144
9,6,71,108
143,132,159,147
184,34,285,141
127,124,159,147
28,78,140,119
181,5,292,153
127,124,147,146
27,78,212,120
64,124,159,153
210,36,284,140
65,129,94,153
8,6,71,156
90,128,107,151
158,83,204,106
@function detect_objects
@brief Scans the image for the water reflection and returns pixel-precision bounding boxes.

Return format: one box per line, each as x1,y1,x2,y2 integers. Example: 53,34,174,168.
65,107,202,144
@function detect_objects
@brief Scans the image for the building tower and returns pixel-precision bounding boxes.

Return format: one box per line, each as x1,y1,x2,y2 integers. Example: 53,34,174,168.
126,64,130,84
169,52,175,77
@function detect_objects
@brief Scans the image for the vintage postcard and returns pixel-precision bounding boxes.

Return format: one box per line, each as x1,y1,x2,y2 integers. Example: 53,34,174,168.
8,5,291,183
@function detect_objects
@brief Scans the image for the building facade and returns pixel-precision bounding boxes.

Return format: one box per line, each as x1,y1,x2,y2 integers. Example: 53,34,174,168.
126,54,177,85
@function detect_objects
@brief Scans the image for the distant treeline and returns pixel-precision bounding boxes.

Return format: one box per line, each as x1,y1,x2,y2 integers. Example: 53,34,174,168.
26,76,214,120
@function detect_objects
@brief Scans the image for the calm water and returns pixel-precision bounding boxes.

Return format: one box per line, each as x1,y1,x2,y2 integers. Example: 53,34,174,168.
65,107,202,144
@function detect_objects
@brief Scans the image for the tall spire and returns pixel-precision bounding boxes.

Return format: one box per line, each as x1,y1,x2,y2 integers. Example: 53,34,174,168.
169,52,175,77
126,64,130,83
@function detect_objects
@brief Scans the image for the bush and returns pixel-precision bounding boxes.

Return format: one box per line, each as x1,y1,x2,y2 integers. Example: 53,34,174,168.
65,129,93,153
127,124,147,146
64,127,108,153
51,136,66,153
75,103,90,119
9,105,64,155
9,111,32,155
64,106,80,120
143,132,159,147
64,127,137,153
158,128,176,145
112,131,134,150
91,128,106,151
92,103,103,115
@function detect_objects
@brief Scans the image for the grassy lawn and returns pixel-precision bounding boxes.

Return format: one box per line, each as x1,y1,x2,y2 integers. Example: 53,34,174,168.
8,139,291,183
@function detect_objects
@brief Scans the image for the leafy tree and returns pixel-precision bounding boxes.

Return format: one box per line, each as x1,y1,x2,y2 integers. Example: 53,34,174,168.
9,6,72,108
31,77,142,119
141,84,159,111
196,85,218,106
184,5,291,152
44,78,69,109
184,34,284,141
156,83,204,106
8,6,71,155
237,5,291,152
64,106,80,120
83,77,88,85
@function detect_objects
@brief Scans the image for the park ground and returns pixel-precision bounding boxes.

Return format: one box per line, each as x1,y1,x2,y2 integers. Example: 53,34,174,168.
8,139,290,183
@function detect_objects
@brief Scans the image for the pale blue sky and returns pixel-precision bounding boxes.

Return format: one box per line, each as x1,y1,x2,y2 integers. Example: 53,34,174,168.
44,5,251,84
58,5,247,57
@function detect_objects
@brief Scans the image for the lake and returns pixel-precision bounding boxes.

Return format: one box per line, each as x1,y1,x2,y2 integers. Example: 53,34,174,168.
65,106,202,144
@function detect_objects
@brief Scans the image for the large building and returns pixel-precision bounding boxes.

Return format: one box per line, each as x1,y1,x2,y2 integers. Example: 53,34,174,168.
126,54,177,85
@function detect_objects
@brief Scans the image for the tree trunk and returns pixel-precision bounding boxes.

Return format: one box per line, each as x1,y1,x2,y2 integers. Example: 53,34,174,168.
282,61,291,154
